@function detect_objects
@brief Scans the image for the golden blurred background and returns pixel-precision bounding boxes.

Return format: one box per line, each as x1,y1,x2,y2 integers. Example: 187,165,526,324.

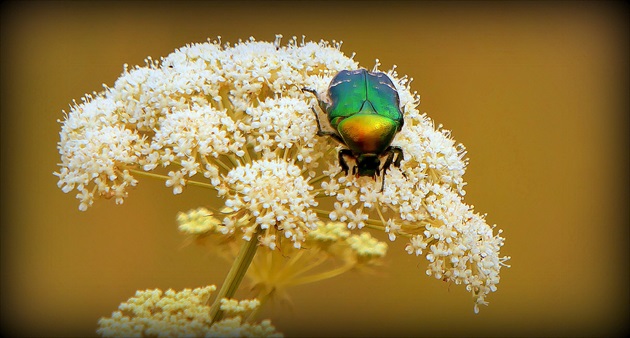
1,1,628,336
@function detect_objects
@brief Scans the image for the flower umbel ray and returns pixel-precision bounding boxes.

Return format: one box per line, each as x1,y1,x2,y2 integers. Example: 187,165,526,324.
56,34,509,316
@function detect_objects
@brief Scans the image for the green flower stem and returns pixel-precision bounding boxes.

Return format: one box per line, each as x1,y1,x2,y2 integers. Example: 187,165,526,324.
246,290,270,323
209,229,261,324
286,263,354,287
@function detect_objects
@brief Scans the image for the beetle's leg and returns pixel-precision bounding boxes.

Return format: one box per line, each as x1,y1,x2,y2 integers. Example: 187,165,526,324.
301,87,318,96
380,148,396,175
379,150,395,192
338,149,353,176
381,146,405,173
389,146,407,179
379,146,406,192
303,89,346,145
309,107,345,142
389,146,405,168
302,87,330,116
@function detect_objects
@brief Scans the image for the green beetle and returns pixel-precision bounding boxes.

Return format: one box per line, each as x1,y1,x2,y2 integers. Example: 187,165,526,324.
303,69,405,191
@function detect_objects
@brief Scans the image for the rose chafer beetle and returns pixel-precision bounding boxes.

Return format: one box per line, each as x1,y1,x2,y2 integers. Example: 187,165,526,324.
303,69,405,191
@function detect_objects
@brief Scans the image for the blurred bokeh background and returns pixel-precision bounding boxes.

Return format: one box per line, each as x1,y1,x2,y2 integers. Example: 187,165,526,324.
1,1,628,336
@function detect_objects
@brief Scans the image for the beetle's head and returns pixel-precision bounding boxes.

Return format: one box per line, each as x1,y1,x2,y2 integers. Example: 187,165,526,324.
355,154,380,178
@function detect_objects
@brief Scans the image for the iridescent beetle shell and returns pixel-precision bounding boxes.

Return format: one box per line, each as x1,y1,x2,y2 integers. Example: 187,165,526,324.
303,69,405,190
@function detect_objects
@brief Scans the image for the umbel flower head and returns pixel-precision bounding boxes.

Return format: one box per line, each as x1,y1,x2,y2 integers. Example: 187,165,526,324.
178,208,389,304
56,35,509,312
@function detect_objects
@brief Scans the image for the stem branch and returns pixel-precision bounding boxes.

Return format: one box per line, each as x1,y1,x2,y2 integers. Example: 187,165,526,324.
208,229,261,324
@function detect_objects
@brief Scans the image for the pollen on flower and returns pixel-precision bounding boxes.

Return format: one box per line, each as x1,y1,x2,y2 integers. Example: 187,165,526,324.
96,285,282,337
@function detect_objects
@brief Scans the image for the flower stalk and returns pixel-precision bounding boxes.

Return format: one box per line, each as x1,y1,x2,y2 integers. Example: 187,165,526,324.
209,228,262,324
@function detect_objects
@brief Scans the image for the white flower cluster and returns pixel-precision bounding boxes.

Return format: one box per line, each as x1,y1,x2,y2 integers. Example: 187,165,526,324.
55,95,144,210
96,285,282,337
56,35,352,212
56,35,508,311
222,159,318,249
403,183,508,313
